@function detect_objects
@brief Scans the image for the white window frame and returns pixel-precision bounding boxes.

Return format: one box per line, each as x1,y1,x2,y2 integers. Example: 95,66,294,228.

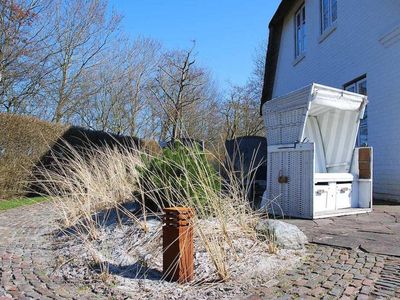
344,77,368,147
321,0,337,33
295,4,306,58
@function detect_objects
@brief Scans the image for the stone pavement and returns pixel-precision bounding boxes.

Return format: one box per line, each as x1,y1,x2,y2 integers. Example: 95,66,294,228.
251,244,400,299
249,203,400,299
0,202,121,299
1,202,400,299
285,204,400,257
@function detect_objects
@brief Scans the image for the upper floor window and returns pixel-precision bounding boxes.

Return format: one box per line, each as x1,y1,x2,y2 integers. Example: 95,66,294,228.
321,0,337,33
295,4,306,58
344,76,368,146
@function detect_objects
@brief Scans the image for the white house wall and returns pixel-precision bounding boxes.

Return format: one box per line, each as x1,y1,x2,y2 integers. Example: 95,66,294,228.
270,0,400,201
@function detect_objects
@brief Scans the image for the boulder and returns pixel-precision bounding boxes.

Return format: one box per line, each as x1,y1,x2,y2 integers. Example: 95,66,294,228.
256,219,308,250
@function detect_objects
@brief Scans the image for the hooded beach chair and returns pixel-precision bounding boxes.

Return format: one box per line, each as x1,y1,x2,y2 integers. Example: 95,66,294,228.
261,83,372,219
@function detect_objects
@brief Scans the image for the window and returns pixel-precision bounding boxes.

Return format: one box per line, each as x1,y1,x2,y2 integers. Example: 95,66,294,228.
344,76,367,146
295,4,306,58
321,0,337,33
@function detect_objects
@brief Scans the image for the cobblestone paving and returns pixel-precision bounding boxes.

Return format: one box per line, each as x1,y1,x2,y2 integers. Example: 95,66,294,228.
0,202,116,299
1,203,400,299
250,245,400,299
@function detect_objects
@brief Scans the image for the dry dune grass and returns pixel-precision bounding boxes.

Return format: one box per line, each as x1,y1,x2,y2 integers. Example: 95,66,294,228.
33,140,277,291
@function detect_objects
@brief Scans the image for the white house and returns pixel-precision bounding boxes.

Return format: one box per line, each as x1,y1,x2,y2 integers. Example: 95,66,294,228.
260,0,400,202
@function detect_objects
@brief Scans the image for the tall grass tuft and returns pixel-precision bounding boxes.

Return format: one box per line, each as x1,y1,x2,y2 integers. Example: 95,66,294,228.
34,140,267,283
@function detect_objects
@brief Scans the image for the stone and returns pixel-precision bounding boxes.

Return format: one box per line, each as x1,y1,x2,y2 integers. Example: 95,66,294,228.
353,273,366,281
362,279,374,286
346,258,356,265
343,273,354,280
256,219,308,250
336,279,348,288
344,286,356,295
294,279,307,286
364,262,374,269
323,281,335,289
304,280,319,289
367,272,379,280
360,286,372,294
245,295,262,300
371,267,382,273
296,286,311,296
276,294,291,300
322,296,336,300
329,286,344,297
361,241,400,257
351,280,363,288
340,255,349,261
311,287,325,297
328,274,341,282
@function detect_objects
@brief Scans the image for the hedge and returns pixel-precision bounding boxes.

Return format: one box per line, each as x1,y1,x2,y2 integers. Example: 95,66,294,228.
0,113,142,200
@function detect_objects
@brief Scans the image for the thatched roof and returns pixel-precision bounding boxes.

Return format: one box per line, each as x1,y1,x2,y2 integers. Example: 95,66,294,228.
260,0,298,115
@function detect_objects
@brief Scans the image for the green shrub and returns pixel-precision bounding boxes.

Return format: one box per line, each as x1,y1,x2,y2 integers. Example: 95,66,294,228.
139,142,221,211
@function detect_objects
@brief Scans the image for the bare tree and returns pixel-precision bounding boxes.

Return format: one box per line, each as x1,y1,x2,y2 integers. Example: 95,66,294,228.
220,40,266,140
222,85,264,140
76,37,161,136
0,0,50,114
0,0,266,146
39,0,120,123
247,40,266,102
151,44,216,141
179,80,221,143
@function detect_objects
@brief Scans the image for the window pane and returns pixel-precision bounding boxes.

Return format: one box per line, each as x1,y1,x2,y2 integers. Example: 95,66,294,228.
362,106,368,120
345,84,356,93
346,77,368,146
358,125,368,147
322,0,330,31
358,80,367,96
297,27,302,54
322,0,329,14
331,0,337,22
295,5,306,57
324,13,329,30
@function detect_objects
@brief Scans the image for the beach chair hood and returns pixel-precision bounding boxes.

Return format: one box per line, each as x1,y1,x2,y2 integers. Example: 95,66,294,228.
263,83,368,173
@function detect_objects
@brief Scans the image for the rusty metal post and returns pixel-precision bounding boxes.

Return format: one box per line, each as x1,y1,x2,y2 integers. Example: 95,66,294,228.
163,207,194,283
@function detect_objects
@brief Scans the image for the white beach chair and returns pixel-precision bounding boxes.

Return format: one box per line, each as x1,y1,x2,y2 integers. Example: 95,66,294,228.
261,83,373,219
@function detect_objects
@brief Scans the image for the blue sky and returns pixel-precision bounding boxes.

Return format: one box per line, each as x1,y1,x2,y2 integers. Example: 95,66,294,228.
108,0,280,89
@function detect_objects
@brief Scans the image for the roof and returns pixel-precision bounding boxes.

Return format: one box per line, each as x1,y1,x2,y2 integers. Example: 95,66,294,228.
260,0,297,115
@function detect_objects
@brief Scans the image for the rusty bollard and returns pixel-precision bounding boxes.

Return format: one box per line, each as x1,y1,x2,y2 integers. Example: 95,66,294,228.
163,207,194,283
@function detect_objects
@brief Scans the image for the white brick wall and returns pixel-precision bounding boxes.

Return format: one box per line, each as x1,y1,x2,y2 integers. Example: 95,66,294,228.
269,0,400,201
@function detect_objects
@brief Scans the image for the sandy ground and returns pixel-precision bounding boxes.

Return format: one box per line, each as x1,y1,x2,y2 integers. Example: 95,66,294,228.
52,215,305,299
